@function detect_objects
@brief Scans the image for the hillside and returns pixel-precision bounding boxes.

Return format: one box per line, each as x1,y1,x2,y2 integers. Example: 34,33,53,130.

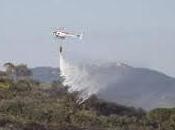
0,79,175,130
31,67,59,83
31,64,175,110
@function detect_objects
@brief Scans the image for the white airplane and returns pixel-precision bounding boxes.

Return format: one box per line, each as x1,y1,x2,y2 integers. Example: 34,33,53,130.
53,27,83,40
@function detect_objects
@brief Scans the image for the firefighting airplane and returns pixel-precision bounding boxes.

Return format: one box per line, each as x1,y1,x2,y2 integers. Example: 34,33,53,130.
53,27,83,40
53,27,83,53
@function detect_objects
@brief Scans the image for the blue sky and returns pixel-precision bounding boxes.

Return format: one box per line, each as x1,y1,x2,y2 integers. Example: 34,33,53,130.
0,0,175,77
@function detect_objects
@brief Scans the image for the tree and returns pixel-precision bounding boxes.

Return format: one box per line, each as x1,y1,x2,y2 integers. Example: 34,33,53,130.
3,62,15,80
15,64,32,80
3,63,32,81
0,71,7,80
147,108,171,130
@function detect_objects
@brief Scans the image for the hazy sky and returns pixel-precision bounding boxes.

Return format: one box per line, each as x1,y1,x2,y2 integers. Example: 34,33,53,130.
0,0,175,77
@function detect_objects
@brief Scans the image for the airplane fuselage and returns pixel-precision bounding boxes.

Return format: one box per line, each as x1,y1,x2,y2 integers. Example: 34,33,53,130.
53,31,80,40
53,30,83,40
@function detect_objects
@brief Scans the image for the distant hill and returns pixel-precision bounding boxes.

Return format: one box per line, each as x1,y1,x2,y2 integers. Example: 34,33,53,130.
30,64,175,110
31,67,60,83
94,63,175,110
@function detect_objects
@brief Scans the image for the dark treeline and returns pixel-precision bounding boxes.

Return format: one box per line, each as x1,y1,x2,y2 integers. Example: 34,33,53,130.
0,63,175,130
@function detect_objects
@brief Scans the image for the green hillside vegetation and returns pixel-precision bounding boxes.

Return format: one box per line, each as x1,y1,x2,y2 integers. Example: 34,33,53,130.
0,63,175,130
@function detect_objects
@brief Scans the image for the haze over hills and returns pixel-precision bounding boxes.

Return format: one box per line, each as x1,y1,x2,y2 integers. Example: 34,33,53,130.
31,67,59,83
31,63,175,110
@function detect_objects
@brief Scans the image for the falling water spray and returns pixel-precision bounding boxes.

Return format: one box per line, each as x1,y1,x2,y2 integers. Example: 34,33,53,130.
59,48,102,103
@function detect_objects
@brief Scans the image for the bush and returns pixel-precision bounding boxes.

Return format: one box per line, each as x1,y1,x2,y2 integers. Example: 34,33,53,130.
10,80,31,92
